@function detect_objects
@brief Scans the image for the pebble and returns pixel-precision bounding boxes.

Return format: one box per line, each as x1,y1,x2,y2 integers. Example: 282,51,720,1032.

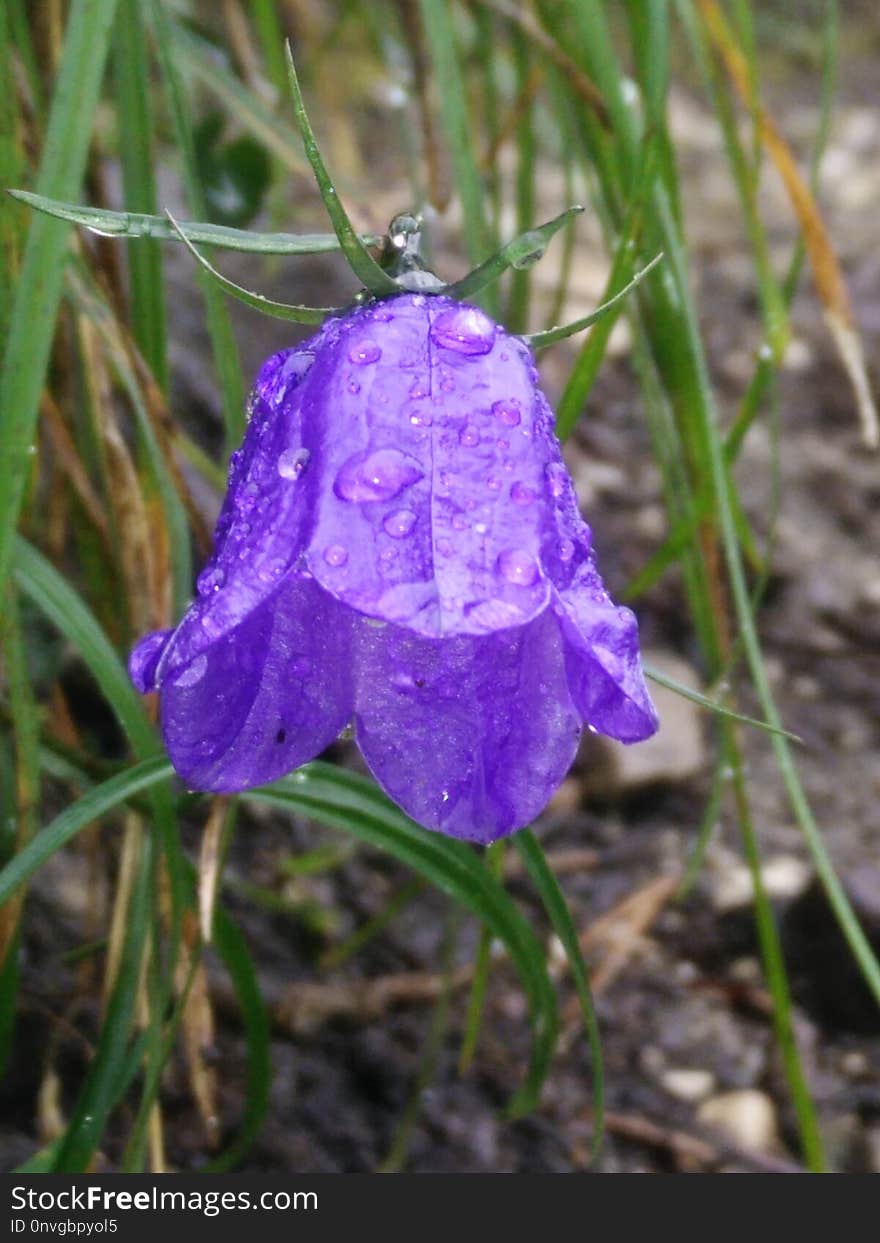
696,1089,781,1154
660,1068,716,1103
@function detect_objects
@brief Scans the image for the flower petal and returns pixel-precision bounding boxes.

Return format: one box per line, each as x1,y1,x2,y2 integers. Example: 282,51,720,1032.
156,342,319,681
303,294,558,638
160,576,353,791
554,559,658,742
352,610,581,843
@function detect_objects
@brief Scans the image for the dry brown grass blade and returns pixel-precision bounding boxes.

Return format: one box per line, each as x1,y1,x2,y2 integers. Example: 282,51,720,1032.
579,873,680,996
178,913,220,1149
198,797,229,943
698,0,879,448
78,317,159,636
40,391,111,547
103,814,144,1010
274,966,475,1036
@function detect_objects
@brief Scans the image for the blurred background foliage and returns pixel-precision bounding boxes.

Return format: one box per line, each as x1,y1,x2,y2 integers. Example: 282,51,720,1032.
1,0,879,1173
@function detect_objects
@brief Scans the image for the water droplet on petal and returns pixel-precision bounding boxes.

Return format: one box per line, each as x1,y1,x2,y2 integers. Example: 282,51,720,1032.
430,305,495,356
349,340,382,365
410,411,432,427
498,548,539,587
372,307,394,322
559,537,575,562
334,448,424,503
510,481,536,505
459,424,479,447
486,476,501,492
383,508,417,539
196,566,225,595
277,447,311,480
492,398,522,427
323,543,348,567
409,378,426,399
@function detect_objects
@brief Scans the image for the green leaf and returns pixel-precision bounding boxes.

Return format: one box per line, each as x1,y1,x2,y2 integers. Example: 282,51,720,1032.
166,212,335,324
446,207,584,303
7,190,382,254
525,252,664,350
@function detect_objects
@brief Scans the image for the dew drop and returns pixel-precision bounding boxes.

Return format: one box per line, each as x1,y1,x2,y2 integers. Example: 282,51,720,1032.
486,476,502,492
510,481,536,506
458,424,480,447
410,411,433,427
334,448,424,503
277,446,311,481
323,543,348,567
491,398,522,427
498,548,539,587
196,566,225,595
430,305,495,356
372,307,394,323
559,537,575,562
349,340,382,365
383,508,417,539
409,378,426,400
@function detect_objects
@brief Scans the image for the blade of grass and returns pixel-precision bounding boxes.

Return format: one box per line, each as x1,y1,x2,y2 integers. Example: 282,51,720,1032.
417,0,495,311
113,0,167,390
0,0,121,595
283,42,398,296
0,755,172,907
515,829,605,1160
205,903,272,1171
148,0,245,447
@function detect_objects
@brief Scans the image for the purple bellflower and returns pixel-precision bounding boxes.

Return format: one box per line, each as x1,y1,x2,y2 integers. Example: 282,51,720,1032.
130,291,658,843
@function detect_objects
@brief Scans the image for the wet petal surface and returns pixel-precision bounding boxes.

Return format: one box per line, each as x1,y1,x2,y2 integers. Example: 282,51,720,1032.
160,576,353,791
554,559,659,743
304,294,557,637
353,609,580,843
155,342,319,680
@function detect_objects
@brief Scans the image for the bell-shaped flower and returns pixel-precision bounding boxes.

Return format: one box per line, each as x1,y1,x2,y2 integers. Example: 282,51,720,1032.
130,292,658,843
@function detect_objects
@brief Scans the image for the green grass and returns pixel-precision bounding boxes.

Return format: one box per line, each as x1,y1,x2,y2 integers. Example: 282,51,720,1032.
0,0,876,1173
